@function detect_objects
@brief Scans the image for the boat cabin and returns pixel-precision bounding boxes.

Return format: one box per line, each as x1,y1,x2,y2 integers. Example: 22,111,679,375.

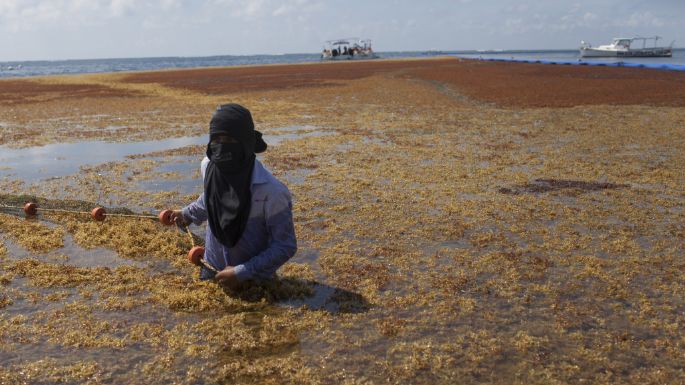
321,38,377,60
611,38,632,49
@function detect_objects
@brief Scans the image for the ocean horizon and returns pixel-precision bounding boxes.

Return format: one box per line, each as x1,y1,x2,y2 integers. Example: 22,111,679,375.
2,48,685,78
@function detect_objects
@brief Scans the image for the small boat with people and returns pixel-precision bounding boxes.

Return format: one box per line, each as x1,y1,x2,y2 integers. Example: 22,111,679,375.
579,36,673,58
1,64,22,71
321,38,379,60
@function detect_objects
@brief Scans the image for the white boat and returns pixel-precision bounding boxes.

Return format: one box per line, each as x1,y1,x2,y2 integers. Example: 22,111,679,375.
321,38,379,61
580,36,673,58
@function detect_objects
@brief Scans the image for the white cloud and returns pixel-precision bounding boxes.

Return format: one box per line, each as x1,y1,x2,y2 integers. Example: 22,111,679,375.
0,0,191,32
21,1,64,23
0,0,178,22
209,0,321,19
159,0,182,10
109,0,136,17
242,0,267,17
272,3,291,16
1,1,65,32
209,0,266,18
619,12,665,28
583,12,598,22
0,0,19,13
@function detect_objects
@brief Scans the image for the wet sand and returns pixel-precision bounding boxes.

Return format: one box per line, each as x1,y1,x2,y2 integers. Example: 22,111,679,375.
0,58,684,384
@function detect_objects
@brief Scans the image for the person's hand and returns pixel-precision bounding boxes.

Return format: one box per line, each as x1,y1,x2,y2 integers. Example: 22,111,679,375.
215,266,240,290
170,210,189,227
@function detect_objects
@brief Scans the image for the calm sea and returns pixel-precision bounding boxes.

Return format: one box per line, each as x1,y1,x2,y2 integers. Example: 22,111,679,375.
1,49,684,78
456,48,685,68
0,51,430,78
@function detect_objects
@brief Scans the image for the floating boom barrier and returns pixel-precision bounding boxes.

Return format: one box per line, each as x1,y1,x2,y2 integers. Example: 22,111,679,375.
0,202,217,273
457,55,685,72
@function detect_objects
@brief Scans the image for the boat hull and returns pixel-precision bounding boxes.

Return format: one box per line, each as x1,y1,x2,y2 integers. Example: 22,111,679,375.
580,47,672,58
321,53,379,61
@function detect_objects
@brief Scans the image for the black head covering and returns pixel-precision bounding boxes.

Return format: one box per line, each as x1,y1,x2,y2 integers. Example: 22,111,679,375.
204,103,265,247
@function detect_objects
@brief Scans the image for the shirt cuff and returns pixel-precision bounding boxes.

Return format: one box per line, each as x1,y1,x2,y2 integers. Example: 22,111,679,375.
181,206,198,225
233,264,252,282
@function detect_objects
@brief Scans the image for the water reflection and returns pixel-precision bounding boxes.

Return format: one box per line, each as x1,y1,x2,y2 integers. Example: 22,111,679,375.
0,126,334,185
224,278,371,314
0,136,207,182
3,232,146,269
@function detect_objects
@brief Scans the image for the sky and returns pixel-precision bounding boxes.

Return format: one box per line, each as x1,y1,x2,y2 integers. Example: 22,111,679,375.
1,0,684,61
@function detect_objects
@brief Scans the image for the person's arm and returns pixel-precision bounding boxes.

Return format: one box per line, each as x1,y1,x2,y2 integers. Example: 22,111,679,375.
176,193,207,225
234,189,297,282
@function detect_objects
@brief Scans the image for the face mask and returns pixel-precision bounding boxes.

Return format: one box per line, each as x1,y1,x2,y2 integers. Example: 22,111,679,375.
209,143,245,166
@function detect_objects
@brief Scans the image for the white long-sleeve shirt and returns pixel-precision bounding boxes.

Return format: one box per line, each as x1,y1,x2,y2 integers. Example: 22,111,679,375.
182,157,296,281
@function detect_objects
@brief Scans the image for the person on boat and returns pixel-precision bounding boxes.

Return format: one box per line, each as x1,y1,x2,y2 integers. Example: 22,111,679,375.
172,104,297,289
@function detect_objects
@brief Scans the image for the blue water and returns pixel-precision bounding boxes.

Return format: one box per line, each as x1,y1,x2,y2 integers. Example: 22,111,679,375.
0,51,433,78
455,49,685,70
2,49,684,79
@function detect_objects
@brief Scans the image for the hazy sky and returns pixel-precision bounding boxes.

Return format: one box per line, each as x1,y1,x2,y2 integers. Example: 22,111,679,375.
1,0,684,61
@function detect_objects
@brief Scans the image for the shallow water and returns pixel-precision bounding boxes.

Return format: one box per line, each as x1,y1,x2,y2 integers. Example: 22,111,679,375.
0,278,198,379
265,126,335,146
283,168,316,186
0,136,207,182
0,126,335,184
3,229,146,269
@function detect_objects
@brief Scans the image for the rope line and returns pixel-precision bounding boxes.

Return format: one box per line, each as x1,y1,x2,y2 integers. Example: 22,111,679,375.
183,224,196,247
1,203,199,247
200,259,218,273
0,203,160,220
1,201,213,271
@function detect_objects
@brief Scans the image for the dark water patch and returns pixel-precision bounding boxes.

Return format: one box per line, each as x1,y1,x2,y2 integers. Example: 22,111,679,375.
499,178,630,195
265,126,335,146
144,156,199,174
0,342,154,368
0,278,80,316
279,282,370,314
336,135,391,151
136,178,200,196
125,146,204,160
283,168,316,186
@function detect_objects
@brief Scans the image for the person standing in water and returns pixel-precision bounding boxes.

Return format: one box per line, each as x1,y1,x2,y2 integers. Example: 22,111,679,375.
172,104,297,289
